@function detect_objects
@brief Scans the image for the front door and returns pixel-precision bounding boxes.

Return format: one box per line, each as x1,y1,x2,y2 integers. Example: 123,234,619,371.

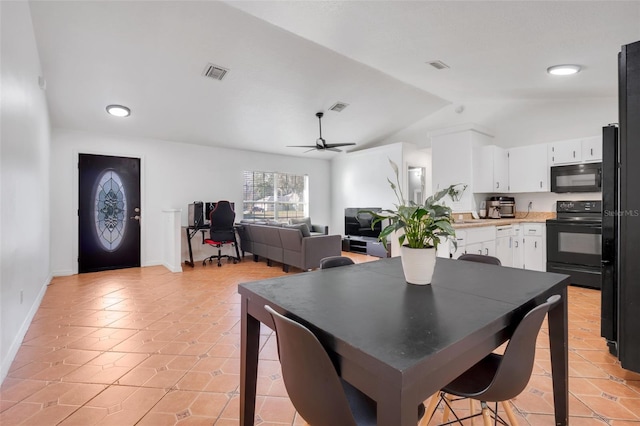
78,154,141,273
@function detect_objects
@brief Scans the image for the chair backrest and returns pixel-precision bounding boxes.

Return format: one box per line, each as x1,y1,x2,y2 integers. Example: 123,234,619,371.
481,294,561,401
320,256,355,269
210,201,235,240
264,305,358,426
458,253,502,266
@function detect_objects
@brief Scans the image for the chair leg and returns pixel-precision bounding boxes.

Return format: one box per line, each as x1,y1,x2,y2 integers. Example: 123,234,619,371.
480,402,492,426
469,398,475,425
423,393,440,425
501,400,519,426
442,394,453,423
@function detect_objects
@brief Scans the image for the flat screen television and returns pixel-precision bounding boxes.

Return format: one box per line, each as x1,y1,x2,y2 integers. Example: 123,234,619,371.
345,207,382,238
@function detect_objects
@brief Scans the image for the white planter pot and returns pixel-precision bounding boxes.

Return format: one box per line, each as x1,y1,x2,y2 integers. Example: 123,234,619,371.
400,245,436,285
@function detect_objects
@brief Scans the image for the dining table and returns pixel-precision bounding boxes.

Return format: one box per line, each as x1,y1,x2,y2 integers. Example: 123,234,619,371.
238,256,570,426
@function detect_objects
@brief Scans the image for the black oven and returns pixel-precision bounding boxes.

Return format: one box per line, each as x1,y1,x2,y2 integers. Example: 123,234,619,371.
546,201,602,289
551,163,602,193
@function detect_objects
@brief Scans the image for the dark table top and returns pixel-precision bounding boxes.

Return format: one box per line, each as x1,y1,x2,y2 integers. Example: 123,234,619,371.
238,257,569,374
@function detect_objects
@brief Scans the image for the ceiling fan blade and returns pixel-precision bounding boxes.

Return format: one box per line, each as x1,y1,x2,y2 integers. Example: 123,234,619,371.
325,143,356,148
326,148,342,152
287,145,319,148
303,148,318,153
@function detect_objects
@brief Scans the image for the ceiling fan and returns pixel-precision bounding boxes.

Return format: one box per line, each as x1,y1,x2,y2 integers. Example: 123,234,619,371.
288,112,356,152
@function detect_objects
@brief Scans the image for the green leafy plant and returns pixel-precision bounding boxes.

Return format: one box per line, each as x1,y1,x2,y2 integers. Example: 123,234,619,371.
360,159,457,250
447,183,467,202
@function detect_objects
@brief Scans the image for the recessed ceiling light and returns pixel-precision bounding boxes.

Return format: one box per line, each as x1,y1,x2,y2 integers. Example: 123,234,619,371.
106,104,131,117
547,64,581,76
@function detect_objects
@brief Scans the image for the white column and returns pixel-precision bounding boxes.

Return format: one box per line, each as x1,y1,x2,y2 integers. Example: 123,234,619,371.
163,209,183,273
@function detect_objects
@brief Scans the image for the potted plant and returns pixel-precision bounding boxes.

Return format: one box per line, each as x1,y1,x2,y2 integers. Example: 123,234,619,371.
361,160,457,285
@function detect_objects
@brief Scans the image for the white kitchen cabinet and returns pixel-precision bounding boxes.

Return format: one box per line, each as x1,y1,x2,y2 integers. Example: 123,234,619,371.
437,230,467,259
473,145,509,193
522,223,545,271
462,226,496,257
431,128,493,212
512,225,524,269
508,144,549,192
549,139,582,165
495,225,513,267
582,135,603,162
549,136,602,165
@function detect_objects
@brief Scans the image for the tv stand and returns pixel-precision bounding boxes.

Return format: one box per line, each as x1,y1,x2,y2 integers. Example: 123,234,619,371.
342,236,389,258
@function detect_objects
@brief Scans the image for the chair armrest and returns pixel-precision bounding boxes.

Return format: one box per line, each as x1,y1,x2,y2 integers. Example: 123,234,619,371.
311,224,329,235
301,235,342,269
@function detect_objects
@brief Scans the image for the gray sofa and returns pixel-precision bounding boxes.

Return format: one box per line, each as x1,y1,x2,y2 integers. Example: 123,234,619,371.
236,221,341,272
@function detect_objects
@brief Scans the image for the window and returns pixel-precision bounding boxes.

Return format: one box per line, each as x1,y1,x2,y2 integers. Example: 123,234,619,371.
243,171,308,221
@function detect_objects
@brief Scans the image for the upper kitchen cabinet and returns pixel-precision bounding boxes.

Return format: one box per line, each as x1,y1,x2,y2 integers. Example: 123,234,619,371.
581,135,603,162
473,145,509,193
549,136,602,165
431,127,493,212
549,138,582,165
508,144,549,192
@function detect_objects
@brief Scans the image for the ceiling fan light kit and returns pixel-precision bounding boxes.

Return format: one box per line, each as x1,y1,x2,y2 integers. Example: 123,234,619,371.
287,112,356,152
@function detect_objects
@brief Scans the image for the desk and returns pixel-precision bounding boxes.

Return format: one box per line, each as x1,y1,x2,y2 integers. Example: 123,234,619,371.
183,224,208,267
239,257,569,426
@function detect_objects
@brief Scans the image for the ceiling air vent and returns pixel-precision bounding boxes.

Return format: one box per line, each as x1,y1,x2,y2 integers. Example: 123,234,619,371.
202,63,229,81
427,60,450,70
329,102,349,112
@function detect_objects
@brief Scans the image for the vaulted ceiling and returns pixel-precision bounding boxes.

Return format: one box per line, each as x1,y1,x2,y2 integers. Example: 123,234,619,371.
28,1,640,157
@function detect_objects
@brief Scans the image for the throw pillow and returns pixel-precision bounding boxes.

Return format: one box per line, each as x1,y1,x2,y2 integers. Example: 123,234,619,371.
290,217,312,229
285,223,311,238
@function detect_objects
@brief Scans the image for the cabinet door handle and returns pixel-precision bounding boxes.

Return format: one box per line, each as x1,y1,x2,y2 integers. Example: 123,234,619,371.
573,150,576,158
496,182,500,189
515,240,518,248
478,249,482,254
591,148,594,156
485,248,489,255
535,241,538,249
540,181,543,188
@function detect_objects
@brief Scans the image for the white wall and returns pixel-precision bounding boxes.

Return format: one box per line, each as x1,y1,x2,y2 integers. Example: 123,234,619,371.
330,143,404,237
0,2,52,382
50,129,332,275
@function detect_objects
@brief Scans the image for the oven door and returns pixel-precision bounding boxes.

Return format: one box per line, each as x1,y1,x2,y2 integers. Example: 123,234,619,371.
551,163,602,193
546,220,602,267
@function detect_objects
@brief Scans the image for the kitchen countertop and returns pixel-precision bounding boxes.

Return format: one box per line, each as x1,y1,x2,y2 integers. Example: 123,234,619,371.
452,212,554,229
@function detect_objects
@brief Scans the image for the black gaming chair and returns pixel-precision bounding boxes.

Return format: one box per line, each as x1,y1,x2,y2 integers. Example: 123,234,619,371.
203,201,240,267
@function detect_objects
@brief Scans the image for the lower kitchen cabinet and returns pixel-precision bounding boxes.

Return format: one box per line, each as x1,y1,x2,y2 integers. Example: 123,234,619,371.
522,223,545,271
442,223,545,272
495,225,514,267
512,225,524,269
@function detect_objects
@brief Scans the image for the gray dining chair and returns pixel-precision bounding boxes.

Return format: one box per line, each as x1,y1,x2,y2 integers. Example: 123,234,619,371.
458,253,502,266
320,255,355,269
424,295,561,426
264,305,426,426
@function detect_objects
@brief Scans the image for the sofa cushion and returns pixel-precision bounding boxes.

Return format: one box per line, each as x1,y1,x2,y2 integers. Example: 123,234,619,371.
290,217,312,229
285,223,311,238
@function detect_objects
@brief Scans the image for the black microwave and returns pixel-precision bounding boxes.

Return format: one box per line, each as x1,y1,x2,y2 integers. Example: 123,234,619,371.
551,163,602,193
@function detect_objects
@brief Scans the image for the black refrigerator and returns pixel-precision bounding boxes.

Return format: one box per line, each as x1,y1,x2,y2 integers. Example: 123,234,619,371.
601,40,640,373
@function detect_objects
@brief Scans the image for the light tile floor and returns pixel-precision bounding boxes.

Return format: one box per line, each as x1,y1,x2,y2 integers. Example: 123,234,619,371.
1,253,639,425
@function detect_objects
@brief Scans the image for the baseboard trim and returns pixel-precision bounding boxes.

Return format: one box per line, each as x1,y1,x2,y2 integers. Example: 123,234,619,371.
0,274,51,384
